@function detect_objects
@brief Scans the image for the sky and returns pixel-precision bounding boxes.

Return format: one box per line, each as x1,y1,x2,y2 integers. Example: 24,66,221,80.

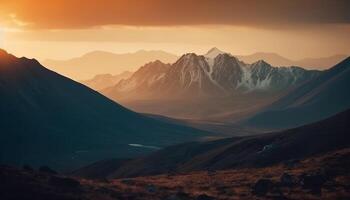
0,0,349,60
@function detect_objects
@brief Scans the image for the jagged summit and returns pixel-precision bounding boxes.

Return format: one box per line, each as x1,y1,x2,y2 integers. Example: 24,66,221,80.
137,60,168,71
214,53,240,63
179,52,201,59
107,59,170,94
253,59,270,66
150,59,165,65
205,47,226,59
137,59,169,73
0,49,43,74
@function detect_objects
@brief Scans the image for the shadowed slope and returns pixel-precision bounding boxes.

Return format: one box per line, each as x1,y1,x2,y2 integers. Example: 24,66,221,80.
245,56,350,129
73,108,350,178
0,49,208,170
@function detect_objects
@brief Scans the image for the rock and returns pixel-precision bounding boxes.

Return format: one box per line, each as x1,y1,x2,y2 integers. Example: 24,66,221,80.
207,169,216,176
299,173,326,188
323,168,339,178
145,184,157,193
166,192,191,200
22,165,34,172
258,144,274,154
299,173,327,195
196,194,215,200
252,178,273,196
272,195,288,200
283,159,300,168
49,176,80,189
121,179,135,185
280,173,295,186
95,186,114,194
167,170,178,177
98,178,110,183
39,166,57,175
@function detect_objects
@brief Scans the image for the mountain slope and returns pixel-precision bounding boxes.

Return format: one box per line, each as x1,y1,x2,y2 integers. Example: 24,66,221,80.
245,56,350,129
158,53,223,96
42,50,178,80
3,148,350,200
0,49,208,170
103,60,170,100
74,108,350,178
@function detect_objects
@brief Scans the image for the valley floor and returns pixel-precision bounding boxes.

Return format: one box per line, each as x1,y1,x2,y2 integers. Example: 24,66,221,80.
1,148,349,200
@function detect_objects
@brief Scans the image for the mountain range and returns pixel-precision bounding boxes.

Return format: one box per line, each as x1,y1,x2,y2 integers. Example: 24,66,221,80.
100,48,320,121
43,48,345,84
42,50,178,80
104,48,320,98
0,49,208,171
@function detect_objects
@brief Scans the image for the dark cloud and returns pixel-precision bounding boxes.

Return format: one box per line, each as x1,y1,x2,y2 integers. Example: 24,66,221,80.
1,0,350,29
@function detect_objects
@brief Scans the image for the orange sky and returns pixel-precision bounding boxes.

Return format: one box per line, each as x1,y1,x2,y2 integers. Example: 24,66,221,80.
0,0,349,60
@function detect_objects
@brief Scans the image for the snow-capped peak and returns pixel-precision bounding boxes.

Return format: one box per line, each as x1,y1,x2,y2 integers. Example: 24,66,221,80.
204,47,226,59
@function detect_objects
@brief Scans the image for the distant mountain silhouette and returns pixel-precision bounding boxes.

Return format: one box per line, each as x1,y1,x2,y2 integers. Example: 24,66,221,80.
42,50,178,80
81,71,133,91
237,52,347,70
73,108,350,178
237,52,293,66
245,56,350,129
0,49,208,170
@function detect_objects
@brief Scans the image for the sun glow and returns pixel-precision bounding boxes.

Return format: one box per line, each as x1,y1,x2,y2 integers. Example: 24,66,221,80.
0,27,4,48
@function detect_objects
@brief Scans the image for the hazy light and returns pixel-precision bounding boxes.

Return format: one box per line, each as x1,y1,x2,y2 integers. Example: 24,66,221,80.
0,27,4,48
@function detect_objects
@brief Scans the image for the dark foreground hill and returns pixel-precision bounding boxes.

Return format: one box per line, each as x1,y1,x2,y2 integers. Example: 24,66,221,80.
1,148,349,200
0,49,208,170
73,108,350,178
244,56,350,129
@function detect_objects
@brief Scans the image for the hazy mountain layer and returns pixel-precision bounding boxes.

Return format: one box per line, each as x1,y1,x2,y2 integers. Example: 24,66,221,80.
81,71,133,91
237,52,347,70
43,50,177,80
